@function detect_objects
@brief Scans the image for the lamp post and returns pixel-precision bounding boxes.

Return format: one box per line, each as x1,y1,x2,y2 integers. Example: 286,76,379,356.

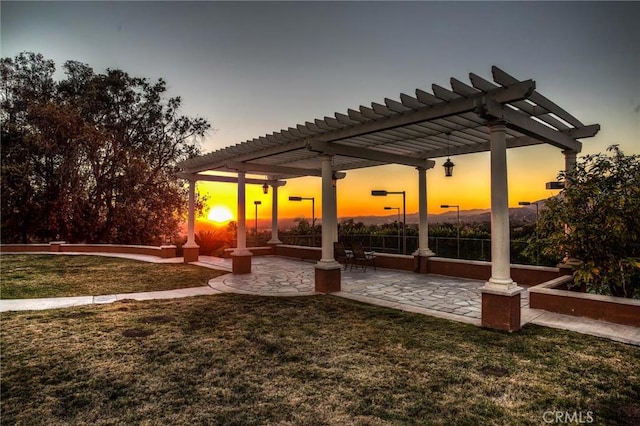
372,190,406,254
441,204,460,258
253,201,261,246
384,207,401,253
519,201,539,265
288,196,315,247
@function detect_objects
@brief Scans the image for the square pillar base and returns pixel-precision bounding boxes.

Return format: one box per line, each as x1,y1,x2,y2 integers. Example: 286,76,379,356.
232,252,253,274
315,264,341,293
413,253,434,274
481,286,523,332
160,245,177,259
183,245,199,263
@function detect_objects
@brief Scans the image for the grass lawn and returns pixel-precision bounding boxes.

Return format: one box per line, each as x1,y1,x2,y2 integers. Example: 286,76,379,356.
1,294,639,425
0,254,227,299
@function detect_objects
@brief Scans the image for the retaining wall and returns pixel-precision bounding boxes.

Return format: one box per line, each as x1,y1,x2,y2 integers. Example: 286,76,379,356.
529,276,640,327
1,243,177,259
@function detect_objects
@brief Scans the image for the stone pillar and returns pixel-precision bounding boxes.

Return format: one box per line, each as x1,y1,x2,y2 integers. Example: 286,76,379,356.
413,166,435,273
480,120,523,331
315,155,341,293
232,172,252,273
267,183,282,245
183,179,200,263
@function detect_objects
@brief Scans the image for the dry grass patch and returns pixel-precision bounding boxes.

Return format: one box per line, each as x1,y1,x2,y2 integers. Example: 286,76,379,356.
1,294,639,425
0,254,226,298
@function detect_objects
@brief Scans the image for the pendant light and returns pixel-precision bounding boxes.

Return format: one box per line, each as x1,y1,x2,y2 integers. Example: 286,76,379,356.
443,133,455,177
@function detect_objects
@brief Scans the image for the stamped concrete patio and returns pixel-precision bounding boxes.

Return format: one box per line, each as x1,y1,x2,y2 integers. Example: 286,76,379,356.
199,255,529,326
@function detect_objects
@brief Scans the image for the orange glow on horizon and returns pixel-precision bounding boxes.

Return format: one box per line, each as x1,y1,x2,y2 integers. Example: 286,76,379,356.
193,145,568,223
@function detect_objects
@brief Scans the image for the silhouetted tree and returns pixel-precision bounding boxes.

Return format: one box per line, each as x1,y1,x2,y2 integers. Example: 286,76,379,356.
1,52,210,244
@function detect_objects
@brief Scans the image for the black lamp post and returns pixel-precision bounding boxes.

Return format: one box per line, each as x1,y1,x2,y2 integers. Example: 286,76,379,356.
288,196,315,246
253,201,261,245
441,204,460,258
384,206,401,253
372,190,406,254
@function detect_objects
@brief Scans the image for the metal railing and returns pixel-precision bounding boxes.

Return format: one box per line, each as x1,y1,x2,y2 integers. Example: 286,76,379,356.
277,234,537,265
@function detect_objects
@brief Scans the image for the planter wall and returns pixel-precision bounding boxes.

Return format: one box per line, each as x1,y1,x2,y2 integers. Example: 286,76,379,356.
529,276,640,327
427,257,567,287
0,243,177,259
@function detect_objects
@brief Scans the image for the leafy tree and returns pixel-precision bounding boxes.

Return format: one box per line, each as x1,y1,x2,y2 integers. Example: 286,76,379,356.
532,146,640,298
1,52,210,244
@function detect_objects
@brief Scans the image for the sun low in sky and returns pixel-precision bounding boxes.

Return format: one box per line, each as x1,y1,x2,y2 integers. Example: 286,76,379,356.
207,206,234,224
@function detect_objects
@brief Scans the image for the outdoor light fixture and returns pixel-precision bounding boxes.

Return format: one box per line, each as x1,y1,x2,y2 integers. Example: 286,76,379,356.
331,173,337,188
384,206,401,254
253,201,262,244
443,133,455,177
262,181,269,195
288,196,316,246
441,204,460,258
545,181,564,190
371,189,406,254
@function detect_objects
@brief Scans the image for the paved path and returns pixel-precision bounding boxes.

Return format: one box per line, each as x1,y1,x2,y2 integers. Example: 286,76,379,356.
1,253,638,346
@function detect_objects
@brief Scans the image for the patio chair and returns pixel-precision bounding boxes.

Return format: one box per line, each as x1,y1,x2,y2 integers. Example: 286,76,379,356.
350,241,376,272
334,241,353,270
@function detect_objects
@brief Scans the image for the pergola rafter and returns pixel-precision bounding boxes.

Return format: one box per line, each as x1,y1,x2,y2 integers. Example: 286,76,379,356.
180,66,597,180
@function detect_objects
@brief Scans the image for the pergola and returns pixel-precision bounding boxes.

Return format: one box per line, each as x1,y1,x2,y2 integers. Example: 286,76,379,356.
177,66,599,331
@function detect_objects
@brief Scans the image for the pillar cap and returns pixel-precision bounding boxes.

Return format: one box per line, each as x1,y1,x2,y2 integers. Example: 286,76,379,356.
413,249,435,257
480,284,524,296
315,260,342,270
231,249,253,257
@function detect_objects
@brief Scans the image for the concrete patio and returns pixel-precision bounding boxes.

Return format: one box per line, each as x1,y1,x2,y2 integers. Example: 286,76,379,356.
199,255,529,325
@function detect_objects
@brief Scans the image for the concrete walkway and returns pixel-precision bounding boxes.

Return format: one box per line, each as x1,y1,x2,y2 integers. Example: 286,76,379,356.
1,253,638,346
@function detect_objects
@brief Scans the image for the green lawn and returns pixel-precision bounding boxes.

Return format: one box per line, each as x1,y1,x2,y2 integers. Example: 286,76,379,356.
1,294,639,425
0,254,227,299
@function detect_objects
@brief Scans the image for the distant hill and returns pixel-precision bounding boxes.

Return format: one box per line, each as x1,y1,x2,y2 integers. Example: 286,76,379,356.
204,197,552,230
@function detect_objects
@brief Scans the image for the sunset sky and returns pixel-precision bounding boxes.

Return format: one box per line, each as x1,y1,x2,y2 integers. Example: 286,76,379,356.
3,1,638,223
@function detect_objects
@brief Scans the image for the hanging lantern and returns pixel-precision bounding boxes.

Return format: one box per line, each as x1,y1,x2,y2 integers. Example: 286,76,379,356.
262,181,269,194
443,158,455,177
443,132,454,177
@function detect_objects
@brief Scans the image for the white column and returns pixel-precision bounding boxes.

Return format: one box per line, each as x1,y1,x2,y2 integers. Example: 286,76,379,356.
233,172,250,255
267,183,282,244
184,179,198,248
332,178,338,243
485,121,517,289
414,166,435,256
318,156,340,266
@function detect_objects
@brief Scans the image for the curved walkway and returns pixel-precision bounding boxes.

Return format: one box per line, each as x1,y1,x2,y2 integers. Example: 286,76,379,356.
1,252,638,346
